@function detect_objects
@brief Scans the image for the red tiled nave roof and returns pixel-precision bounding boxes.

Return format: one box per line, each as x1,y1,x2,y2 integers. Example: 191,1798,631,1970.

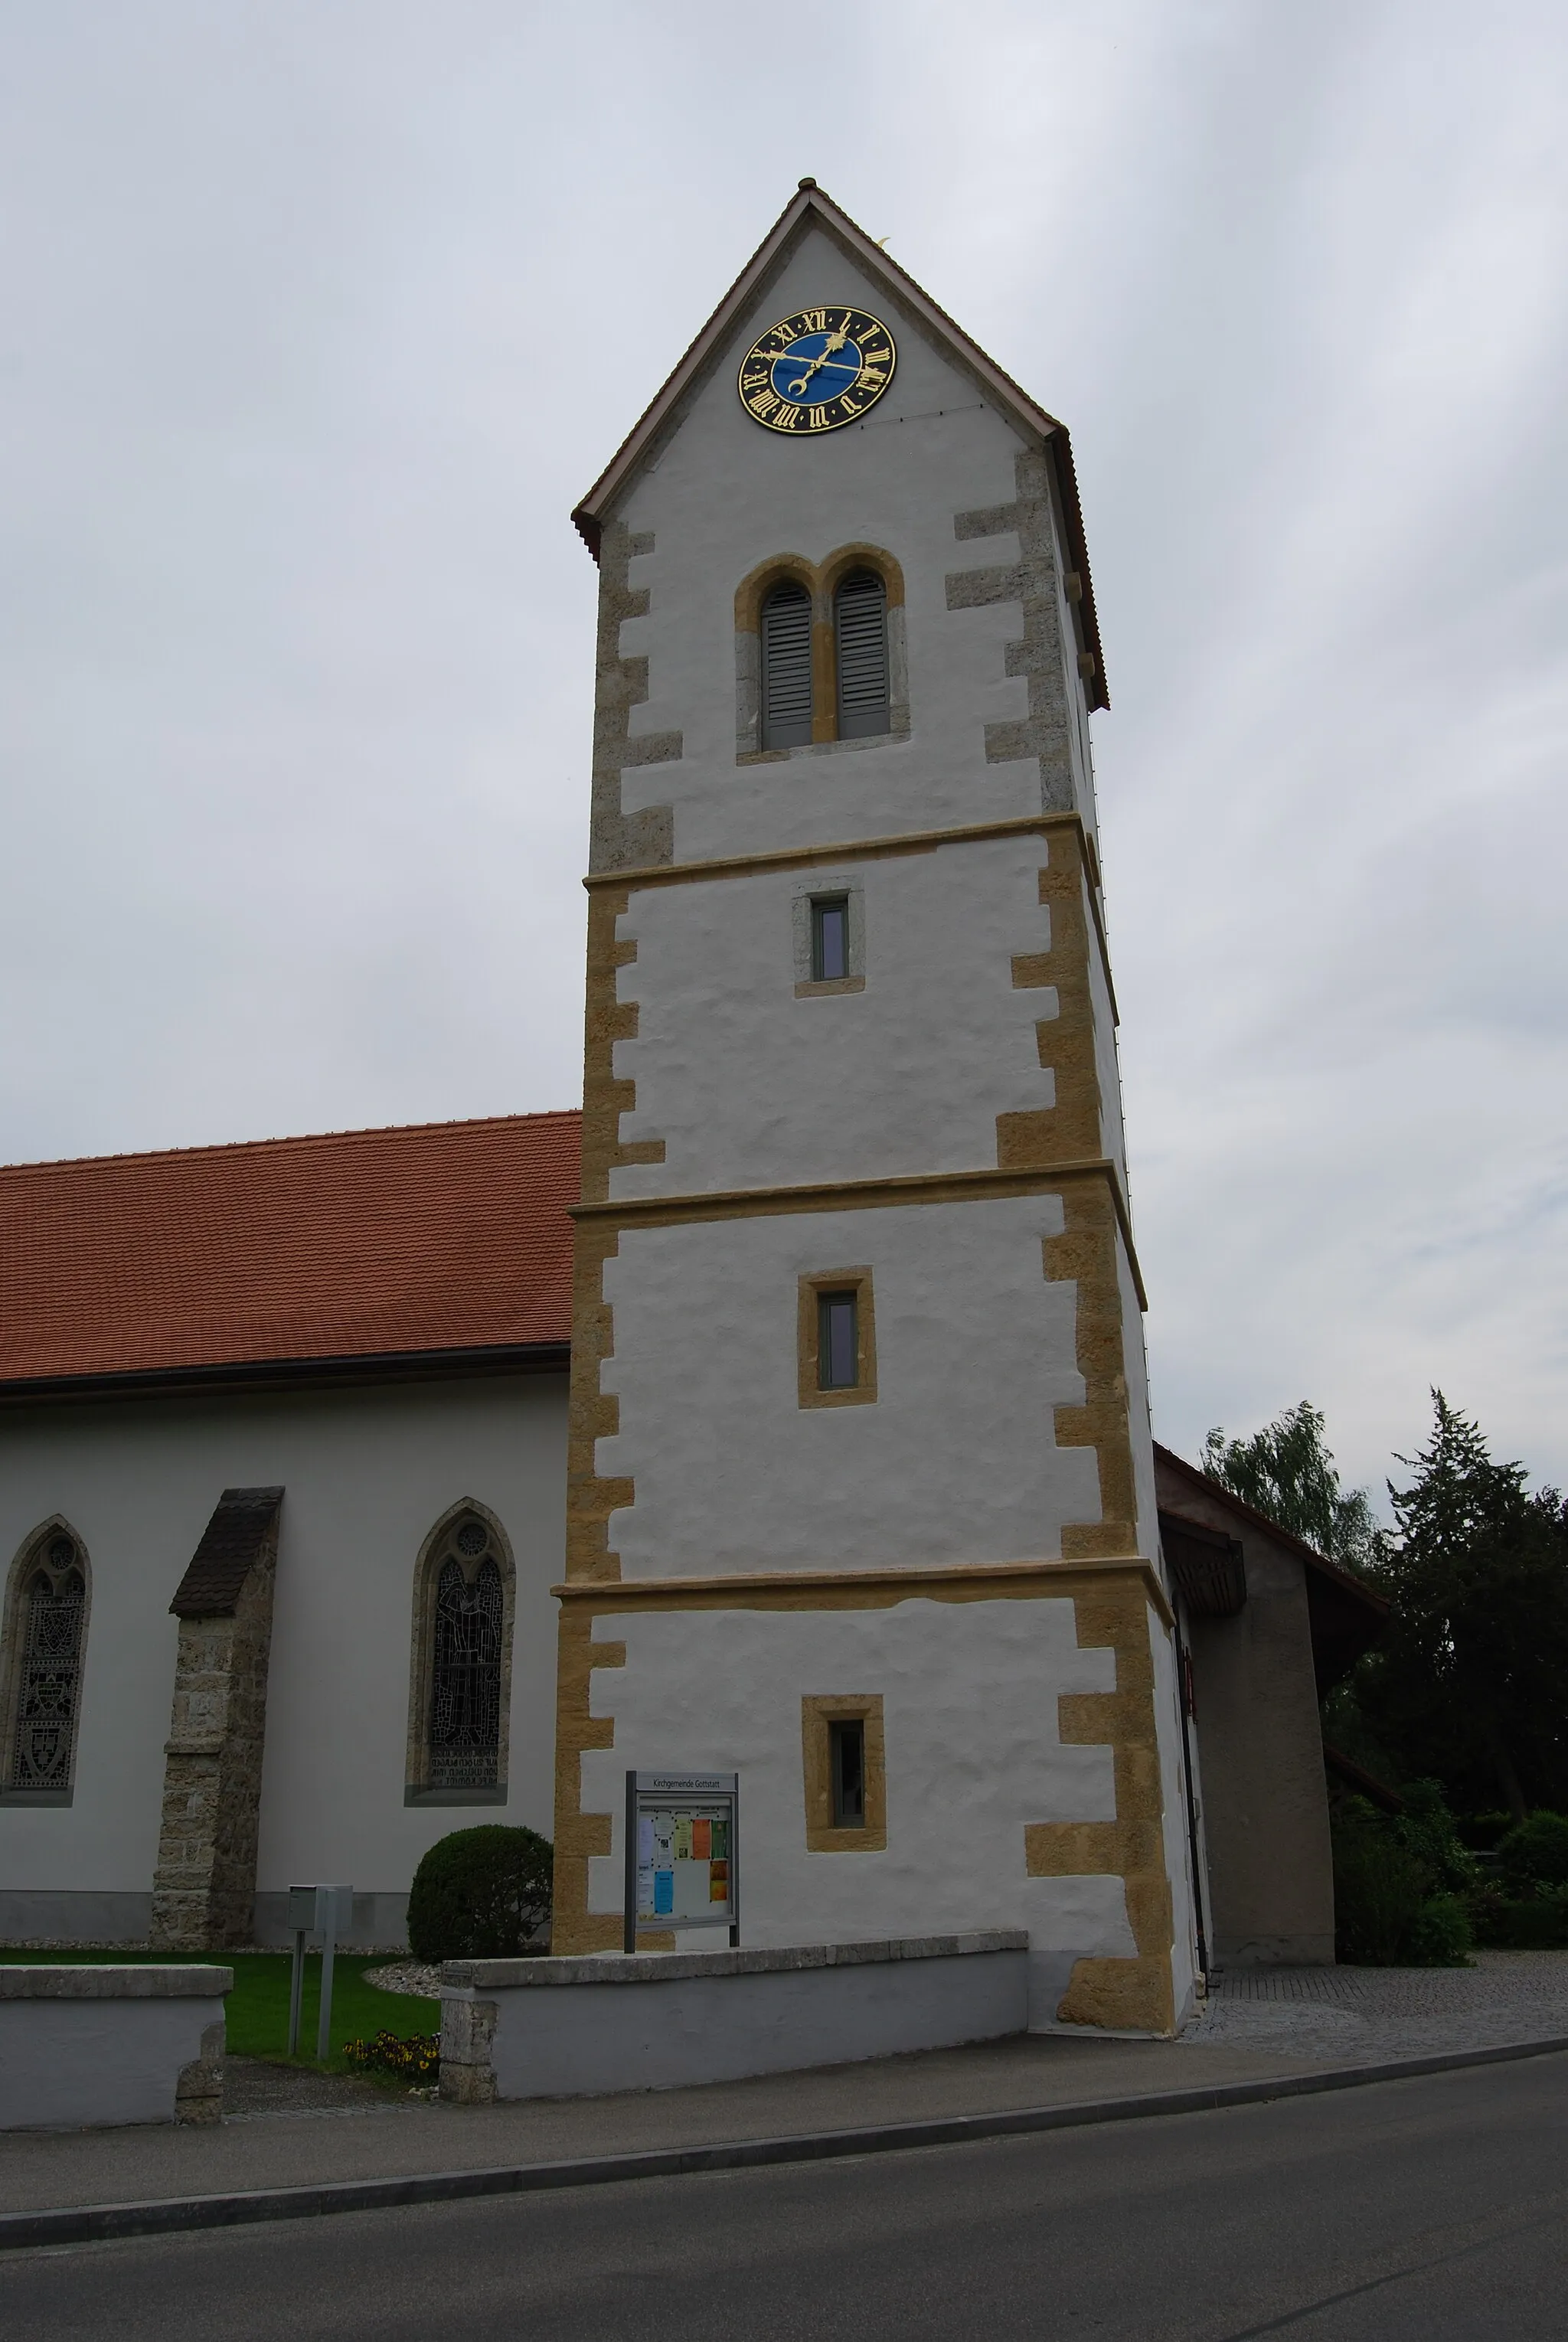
0,1112,580,1387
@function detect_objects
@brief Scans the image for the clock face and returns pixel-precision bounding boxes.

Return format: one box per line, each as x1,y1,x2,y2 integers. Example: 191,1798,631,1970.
737,306,897,435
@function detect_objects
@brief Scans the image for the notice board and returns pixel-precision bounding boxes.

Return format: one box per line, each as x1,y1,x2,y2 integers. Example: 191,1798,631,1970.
625,1771,739,1952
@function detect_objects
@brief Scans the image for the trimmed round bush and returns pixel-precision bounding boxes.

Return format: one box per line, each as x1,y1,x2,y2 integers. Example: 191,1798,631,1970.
1496,1812,1568,1894
406,1825,553,1964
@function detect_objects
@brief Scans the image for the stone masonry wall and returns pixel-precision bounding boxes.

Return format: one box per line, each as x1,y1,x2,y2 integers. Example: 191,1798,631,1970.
149,1524,278,1949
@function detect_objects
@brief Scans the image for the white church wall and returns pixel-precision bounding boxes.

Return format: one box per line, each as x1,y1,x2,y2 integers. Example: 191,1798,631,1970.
610,835,1059,1199
614,224,1093,864
1083,864,1129,1180
0,1374,566,1945
1148,1590,1200,2016
1121,1232,1161,1574
598,1196,1101,1579
580,1599,1140,2028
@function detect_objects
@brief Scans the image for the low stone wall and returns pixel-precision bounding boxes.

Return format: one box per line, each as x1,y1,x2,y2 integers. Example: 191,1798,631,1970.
440,1932,1028,2102
0,1966,230,2131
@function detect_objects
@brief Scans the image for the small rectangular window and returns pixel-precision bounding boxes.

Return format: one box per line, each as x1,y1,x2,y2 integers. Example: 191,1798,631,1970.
811,896,850,983
818,1291,858,1391
799,1269,875,1409
829,1718,866,1827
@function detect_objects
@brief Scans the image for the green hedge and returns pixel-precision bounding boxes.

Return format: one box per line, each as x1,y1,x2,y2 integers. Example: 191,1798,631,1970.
1331,1785,1474,1967
1495,1811,1568,1893
1469,1887,1568,1949
1334,1788,1568,1959
406,1824,553,1964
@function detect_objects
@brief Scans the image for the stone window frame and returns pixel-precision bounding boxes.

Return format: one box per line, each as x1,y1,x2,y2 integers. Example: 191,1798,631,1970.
801,1693,887,1853
791,870,866,998
735,544,909,763
404,1498,516,1808
0,1516,92,1808
797,1268,877,1409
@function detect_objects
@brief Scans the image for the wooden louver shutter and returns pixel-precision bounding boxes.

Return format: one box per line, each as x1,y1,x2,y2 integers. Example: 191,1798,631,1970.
835,570,890,739
761,582,814,749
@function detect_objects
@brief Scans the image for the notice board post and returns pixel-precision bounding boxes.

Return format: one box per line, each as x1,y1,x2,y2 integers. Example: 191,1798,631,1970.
625,1772,739,1955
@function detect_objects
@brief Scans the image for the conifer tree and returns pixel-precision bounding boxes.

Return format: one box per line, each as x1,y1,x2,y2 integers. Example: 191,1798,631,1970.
1359,1393,1568,1819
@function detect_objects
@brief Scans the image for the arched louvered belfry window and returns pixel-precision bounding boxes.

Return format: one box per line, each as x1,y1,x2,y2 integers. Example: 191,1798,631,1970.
761,580,814,749
835,569,890,739
2,1526,89,1799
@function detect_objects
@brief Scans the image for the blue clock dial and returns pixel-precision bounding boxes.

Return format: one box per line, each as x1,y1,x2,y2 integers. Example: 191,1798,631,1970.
769,328,864,404
738,305,897,436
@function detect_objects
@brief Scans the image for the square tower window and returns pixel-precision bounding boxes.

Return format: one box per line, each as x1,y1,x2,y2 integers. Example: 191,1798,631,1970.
812,896,850,983
792,877,864,996
818,1290,858,1390
801,1694,887,1850
829,1717,866,1826
798,1269,877,1408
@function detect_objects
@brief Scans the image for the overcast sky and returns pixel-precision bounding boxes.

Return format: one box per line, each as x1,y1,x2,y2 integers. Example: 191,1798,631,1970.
3,2,1564,1505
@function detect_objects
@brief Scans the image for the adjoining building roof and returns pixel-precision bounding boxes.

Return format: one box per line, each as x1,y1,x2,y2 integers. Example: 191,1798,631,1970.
1158,1507,1246,1618
571,178,1109,711
0,1111,580,1401
1153,1440,1389,1696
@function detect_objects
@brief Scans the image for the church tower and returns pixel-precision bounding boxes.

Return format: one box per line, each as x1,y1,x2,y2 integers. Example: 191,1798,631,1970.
552,181,1197,2033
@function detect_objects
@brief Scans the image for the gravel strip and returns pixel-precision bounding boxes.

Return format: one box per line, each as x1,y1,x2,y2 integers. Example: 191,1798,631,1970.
363,1961,442,1999
224,2060,403,2117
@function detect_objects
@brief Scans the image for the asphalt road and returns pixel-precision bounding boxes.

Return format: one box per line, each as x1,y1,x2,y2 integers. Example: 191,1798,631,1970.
5,2054,1566,2340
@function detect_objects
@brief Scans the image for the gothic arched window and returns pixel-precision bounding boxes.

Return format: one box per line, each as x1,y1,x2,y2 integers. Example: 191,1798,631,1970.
761,580,814,749
835,570,890,738
1,1523,90,1805
406,1505,514,1806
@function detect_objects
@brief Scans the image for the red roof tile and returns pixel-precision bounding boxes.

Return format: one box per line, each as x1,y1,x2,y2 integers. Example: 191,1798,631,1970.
0,1112,580,1387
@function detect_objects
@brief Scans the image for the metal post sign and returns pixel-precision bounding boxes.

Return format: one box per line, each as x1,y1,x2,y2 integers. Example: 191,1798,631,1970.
625,1772,738,1953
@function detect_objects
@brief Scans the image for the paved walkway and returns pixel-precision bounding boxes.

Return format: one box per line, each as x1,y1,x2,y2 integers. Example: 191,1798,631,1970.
0,2034,1338,2214
1185,1951,1568,2060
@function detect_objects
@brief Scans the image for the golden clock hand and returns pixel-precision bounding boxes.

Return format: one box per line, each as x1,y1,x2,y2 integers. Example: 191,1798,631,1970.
786,351,831,395
784,335,859,395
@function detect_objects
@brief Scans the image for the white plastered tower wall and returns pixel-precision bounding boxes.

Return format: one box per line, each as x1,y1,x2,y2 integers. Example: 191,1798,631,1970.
554,183,1197,2033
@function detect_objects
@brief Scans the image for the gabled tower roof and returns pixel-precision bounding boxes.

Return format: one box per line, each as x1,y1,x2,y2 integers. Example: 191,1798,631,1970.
571,178,1109,708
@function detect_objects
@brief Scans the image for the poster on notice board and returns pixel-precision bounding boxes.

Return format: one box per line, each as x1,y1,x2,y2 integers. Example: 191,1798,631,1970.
624,1772,738,1952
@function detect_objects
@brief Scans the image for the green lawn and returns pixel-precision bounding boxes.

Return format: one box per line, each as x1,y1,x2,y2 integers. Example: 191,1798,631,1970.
0,1948,438,2064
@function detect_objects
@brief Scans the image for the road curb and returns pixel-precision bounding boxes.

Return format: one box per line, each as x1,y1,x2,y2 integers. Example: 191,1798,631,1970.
5,2032,1566,2253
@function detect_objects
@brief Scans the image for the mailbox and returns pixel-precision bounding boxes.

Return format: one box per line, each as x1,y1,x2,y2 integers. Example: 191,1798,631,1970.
288,1884,351,1936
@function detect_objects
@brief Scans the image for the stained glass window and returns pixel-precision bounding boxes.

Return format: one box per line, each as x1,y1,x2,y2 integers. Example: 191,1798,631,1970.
427,1521,503,1790
9,1534,86,1792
